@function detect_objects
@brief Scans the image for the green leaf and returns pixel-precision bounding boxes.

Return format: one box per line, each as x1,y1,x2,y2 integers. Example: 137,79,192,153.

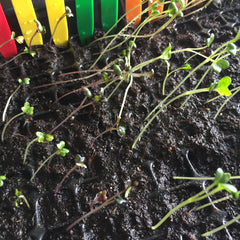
118,126,126,136
113,64,122,76
82,86,92,98
213,59,230,74
45,134,54,142
57,141,65,150
168,2,178,17
161,44,172,61
219,183,239,200
214,168,224,184
21,102,34,115
214,76,232,96
36,131,45,142
129,40,137,49
206,33,215,47
181,64,191,70
227,43,237,57
102,72,109,82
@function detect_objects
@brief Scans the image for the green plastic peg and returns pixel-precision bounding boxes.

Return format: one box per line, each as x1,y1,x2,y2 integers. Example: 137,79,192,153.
101,0,118,33
75,0,94,44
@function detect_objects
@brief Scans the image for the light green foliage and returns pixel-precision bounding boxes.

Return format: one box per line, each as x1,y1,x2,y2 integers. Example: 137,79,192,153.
0,176,6,187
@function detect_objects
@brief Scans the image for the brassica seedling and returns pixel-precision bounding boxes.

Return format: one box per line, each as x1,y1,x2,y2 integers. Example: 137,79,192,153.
1,102,34,142
2,78,30,122
14,189,30,208
23,131,54,164
152,168,239,230
30,141,69,181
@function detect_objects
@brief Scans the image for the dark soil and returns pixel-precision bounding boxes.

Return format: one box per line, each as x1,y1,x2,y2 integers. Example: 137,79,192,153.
0,2,240,240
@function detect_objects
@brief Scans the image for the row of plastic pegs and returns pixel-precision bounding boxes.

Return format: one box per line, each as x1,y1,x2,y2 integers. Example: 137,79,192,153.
0,0,164,59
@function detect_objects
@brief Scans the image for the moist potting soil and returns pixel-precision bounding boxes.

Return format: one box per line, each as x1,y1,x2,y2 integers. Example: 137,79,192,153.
0,1,240,239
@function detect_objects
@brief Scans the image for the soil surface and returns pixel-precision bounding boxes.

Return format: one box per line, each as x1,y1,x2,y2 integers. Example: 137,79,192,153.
0,1,240,240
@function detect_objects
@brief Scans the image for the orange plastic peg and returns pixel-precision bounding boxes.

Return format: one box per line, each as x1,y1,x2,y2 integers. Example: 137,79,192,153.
125,0,142,27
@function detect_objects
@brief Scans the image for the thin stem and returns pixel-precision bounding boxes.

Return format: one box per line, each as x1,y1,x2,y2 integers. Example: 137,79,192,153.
54,164,78,194
66,188,126,231
202,214,240,237
30,152,57,181
23,138,38,164
1,112,24,142
49,96,87,134
2,85,22,122
152,182,217,229
117,75,133,125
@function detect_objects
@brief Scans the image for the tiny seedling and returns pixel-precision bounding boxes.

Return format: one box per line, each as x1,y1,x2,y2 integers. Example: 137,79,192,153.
49,6,74,49
54,154,87,194
0,175,6,187
14,189,30,209
66,186,132,231
152,168,239,230
23,131,54,164
90,190,108,211
30,141,69,181
2,77,30,122
0,31,24,49
1,102,34,142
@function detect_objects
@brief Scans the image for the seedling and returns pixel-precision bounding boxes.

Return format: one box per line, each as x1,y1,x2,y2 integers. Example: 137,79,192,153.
152,168,239,230
30,141,69,181
2,77,30,122
49,6,74,48
0,175,6,187
54,154,87,194
1,102,34,142
89,123,125,148
0,31,24,49
14,189,30,209
66,187,131,231
23,131,54,164
29,19,45,52
90,190,108,211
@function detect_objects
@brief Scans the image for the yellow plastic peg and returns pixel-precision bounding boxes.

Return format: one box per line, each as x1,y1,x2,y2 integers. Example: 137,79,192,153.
45,0,69,47
11,0,43,46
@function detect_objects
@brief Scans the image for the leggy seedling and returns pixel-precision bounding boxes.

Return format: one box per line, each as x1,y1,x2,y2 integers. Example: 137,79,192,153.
1,102,34,142
14,189,30,209
23,131,54,164
2,77,30,122
30,141,69,181
152,168,239,230
54,154,87,194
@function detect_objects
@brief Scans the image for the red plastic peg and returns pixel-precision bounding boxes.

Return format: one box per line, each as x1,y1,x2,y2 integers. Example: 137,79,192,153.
0,3,17,59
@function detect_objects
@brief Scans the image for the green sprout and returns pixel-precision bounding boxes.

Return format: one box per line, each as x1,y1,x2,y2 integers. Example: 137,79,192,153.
23,131,54,164
0,176,6,187
152,168,239,230
14,189,30,208
2,78,30,122
30,141,69,181
1,102,34,142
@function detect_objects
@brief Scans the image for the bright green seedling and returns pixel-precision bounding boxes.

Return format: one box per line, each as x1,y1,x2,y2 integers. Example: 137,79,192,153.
30,141,69,181
23,131,54,164
2,78,30,122
1,102,34,142
152,168,239,230
54,154,87,194
14,189,30,208
0,175,6,187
